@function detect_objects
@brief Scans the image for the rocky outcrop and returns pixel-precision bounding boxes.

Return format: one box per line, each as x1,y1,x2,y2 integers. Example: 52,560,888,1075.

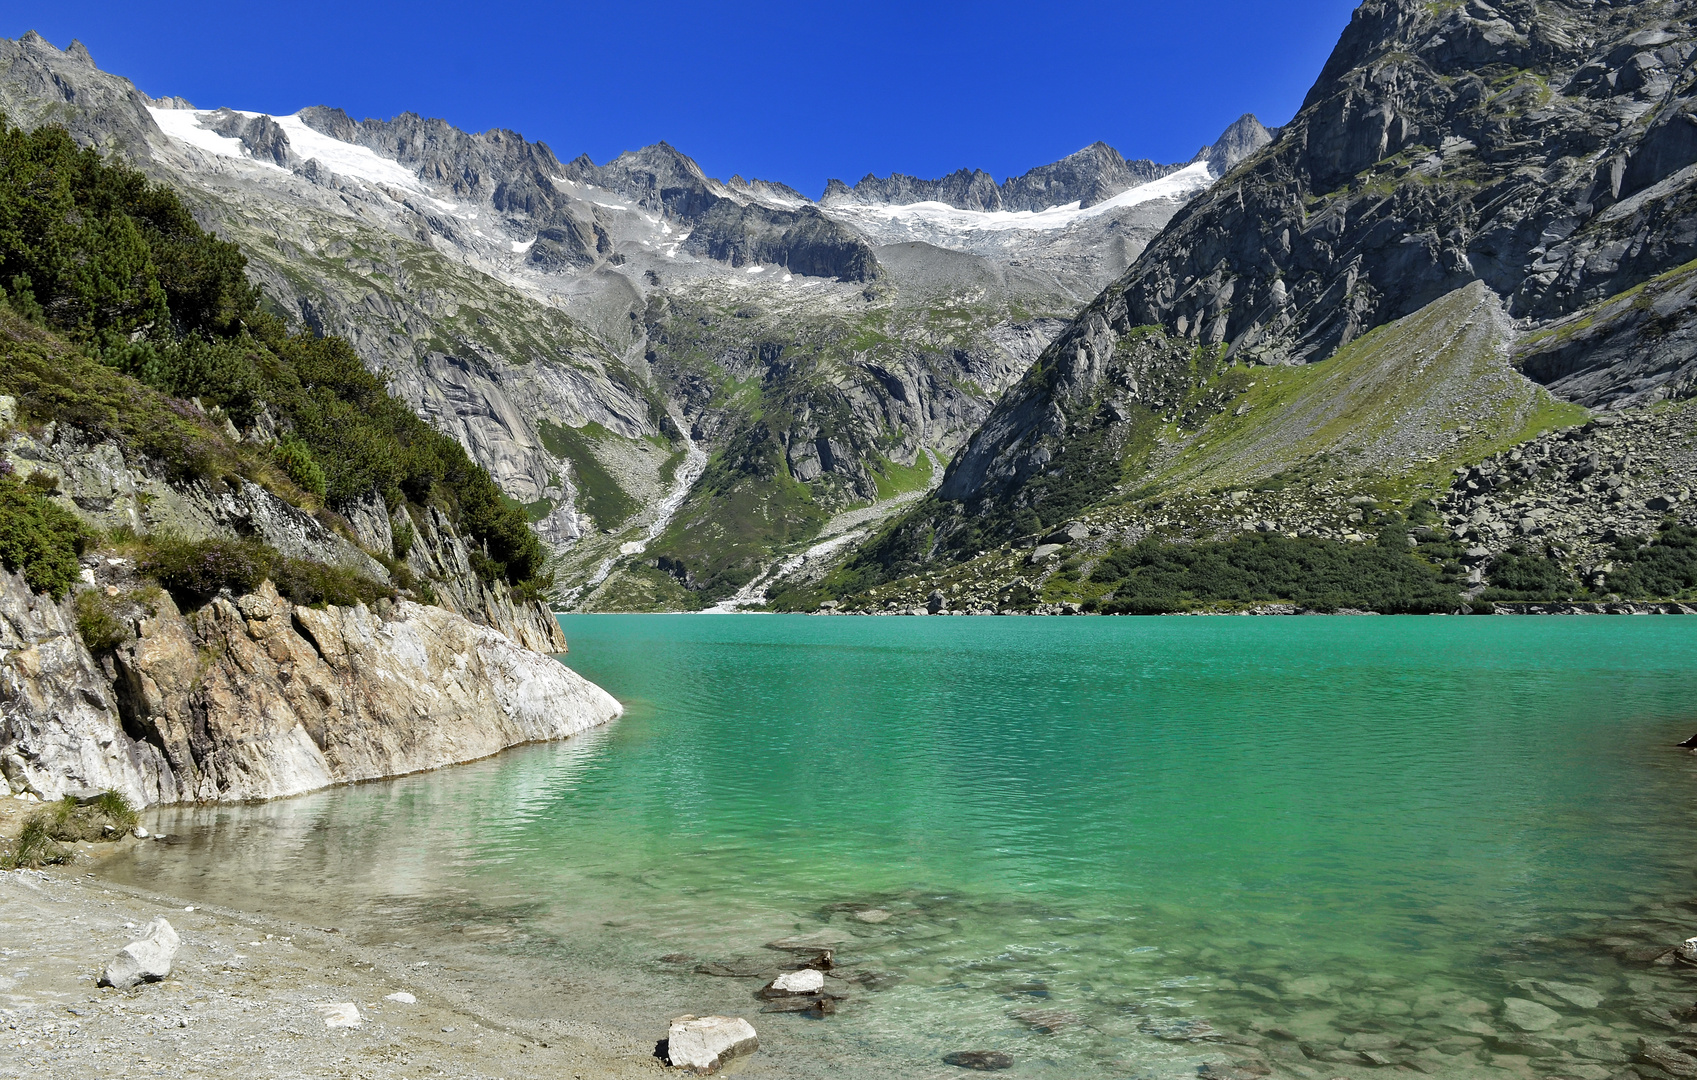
0,567,167,805
397,502,568,654
1,423,565,653
1,418,604,804
0,572,619,806
3,423,387,582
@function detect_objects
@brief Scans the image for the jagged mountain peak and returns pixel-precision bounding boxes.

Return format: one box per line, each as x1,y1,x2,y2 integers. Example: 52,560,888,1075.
1198,113,1275,175
820,114,1274,218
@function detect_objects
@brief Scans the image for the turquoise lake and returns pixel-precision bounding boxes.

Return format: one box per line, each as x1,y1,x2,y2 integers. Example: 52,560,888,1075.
105,615,1697,1078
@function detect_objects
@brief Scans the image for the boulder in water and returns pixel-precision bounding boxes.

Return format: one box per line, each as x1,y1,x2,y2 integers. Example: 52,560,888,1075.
943,1050,1013,1070
762,968,824,997
665,1015,758,1073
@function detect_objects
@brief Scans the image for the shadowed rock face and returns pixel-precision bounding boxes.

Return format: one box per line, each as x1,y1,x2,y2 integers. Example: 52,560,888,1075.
1102,0,1697,399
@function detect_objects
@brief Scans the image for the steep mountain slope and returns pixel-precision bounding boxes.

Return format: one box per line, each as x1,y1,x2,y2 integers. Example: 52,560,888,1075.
1110,0,1697,399
807,0,1697,612
0,30,1270,609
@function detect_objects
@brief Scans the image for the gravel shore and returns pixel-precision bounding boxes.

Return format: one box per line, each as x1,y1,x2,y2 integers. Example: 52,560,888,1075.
0,799,663,1080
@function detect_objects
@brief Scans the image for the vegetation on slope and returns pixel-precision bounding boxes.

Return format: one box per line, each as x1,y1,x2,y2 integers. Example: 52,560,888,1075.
818,283,1588,606
0,467,88,596
0,116,547,590
1079,525,1461,615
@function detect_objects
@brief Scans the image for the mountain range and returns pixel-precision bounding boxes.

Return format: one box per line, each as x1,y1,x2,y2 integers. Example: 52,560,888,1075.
6,0,1696,616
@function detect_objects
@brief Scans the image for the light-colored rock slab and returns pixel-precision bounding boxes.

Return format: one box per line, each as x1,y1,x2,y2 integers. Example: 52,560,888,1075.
384,992,417,1004
314,1002,362,1028
769,969,824,994
99,917,179,989
666,1014,758,1073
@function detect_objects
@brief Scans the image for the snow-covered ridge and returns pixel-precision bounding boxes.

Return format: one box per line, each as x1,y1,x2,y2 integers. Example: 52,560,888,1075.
820,160,1217,237
146,107,425,192
147,107,258,163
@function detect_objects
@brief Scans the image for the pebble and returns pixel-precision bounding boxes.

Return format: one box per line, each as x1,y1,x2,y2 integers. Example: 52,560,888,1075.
314,1002,362,1028
385,992,417,1004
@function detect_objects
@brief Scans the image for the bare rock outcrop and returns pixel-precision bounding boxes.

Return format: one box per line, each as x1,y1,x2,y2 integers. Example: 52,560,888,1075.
1,572,619,805
0,568,166,805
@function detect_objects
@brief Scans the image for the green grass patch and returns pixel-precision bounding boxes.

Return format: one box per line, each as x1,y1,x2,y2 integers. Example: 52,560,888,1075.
869,452,934,500
538,420,638,528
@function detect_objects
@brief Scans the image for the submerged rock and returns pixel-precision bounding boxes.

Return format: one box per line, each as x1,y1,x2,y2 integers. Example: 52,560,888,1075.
665,1015,758,1074
765,932,847,953
98,917,178,989
759,994,840,1017
1010,1008,1078,1034
1139,1017,1220,1041
1502,997,1561,1032
942,1050,1014,1070
1537,980,1603,1010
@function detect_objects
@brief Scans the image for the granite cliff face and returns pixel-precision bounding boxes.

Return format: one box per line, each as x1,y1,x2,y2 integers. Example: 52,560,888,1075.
0,571,619,806
0,409,612,805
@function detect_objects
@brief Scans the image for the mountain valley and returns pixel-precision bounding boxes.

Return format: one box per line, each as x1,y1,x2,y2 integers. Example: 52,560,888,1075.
6,0,1697,616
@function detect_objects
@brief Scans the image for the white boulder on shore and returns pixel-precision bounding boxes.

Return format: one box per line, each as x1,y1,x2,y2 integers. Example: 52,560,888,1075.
666,1015,758,1073
98,917,179,989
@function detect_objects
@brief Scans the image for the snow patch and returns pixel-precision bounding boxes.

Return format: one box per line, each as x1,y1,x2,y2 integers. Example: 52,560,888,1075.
270,113,424,191
823,160,1217,237
146,108,252,161
147,107,426,192
511,238,536,253
745,265,765,274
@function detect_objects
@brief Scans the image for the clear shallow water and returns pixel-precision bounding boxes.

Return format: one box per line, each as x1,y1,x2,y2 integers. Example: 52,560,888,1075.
103,615,1697,1078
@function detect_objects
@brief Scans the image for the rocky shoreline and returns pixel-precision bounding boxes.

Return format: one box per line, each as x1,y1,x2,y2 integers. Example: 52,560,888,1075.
0,812,662,1080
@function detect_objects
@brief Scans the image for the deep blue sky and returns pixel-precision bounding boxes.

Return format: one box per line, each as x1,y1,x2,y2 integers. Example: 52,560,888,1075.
14,1,1359,198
